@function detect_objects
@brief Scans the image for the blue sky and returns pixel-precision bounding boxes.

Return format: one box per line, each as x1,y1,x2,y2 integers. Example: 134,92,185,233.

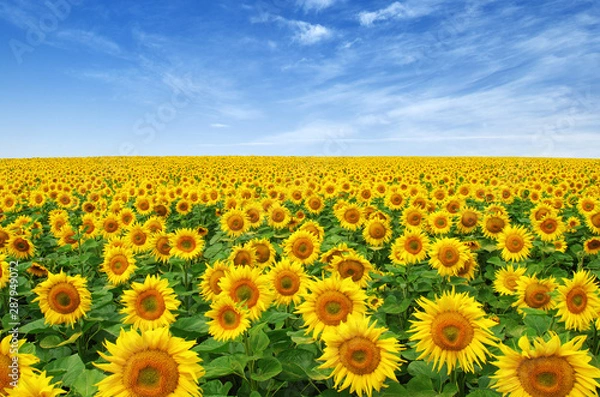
0,0,598,157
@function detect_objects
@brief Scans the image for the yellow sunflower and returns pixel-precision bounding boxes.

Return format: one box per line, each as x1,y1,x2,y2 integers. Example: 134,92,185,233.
269,258,309,307
144,216,166,234
6,370,65,397
428,237,471,278
118,208,136,229
57,226,80,249
305,195,325,215
584,236,600,255
198,260,231,302
284,230,321,265
384,190,405,211
205,295,251,341
427,210,453,235
296,275,367,339
220,208,250,238
328,253,373,288
243,202,264,229
555,270,600,331
249,238,277,268
513,275,557,313
99,214,121,240
496,224,534,263
320,243,357,264
6,234,35,260
120,275,181,331
0,254,9,288
150,232,172,263
219,266,273,321
228,244,256,267
299,220,326,242
126,223,151,253
335,203,365,231
102,246,137,285
533,214,566,242
481,212,509,239
456,253,479,281
577,197,598,216
401,206,425,230
389,230,430,265
27,262,49,278
32,270,92,327
553,238,568,253
267,203,291,229
409,289,497,374
319,315,404,397
95,327,205,397
493,265,526,295
0,335,40,394
79,214,99,239
362,219,392,247
585,210,600,234
491,333,600,397
169,228,204,261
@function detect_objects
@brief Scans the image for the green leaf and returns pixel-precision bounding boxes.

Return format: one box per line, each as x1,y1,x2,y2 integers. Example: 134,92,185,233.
19,318,48,334
466,390,501,397
46,354,86,387
407,360,446,381
249,324,270,355
250,357,282,381
406,375,435,395
71,369,105,397
171,317,209,337
194,338,229,353
204,355,248,379
40,335,62,349
523,311,552,336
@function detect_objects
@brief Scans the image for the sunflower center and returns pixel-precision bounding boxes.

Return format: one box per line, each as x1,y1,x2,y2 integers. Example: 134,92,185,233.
48,282,81,314
439,246,460,267
566,287,587,314
517,356,575,397
105,221,118,232
315,290,353,325
588,239,600,250
0,354,17,390
344,209,360,224
276,271,300,296
233,251,253,266
524,283,551,308
177,236,196,252
232,281,259,308
506,235,525,252
136,290,166,320
337,260,365,282
407,212,421,226
591,213,600,228
369,223,385,238
228,215,244,231
309,198,322,210
134,233,147,245
292,238,313,259
541,219,557,233
110,254,129,275
123,349,179,397
14,238,30,252
209,269,225,295
430,311,474,351
254,244,270,263
486,217,505,233
391,194,402,205
272,210,285,222
220,308,241,329
339,336,381,375
247,209,260,223
435,218,447,228
504,275,519,291
405,237,423,254
156,238,171,255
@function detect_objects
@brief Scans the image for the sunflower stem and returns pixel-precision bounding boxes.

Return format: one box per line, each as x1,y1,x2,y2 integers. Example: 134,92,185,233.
183,260,191,313
243,332,258,392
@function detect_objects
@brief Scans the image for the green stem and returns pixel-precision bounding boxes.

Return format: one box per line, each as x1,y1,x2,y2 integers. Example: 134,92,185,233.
243,332,258,392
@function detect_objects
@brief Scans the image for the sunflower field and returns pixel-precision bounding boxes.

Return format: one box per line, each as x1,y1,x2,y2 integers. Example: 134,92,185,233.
2,156,600,397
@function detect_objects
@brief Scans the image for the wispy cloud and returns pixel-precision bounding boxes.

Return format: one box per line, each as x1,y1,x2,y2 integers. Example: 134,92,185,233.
210,123,229,128
297,0,337,12
358,1,440,26
250,12,333,45
55,29,122,56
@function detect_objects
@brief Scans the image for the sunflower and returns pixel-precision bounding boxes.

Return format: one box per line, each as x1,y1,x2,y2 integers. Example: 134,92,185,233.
321,243,357,264
299,220,326,242
95,327,205,397
175,199,192,215
205,295,251,341
220,208,250,238
126,223,151,253
577,197,598,215
198,260,231,302
409,289,497,374
555,270,600,331
249,238,277,268
32,270,92,327
267,203,291,229
496,225,534,263
99,214,121,240
49,210,69,235
27,261,49,278
305,195,325,215
6,370,65,397
219,266,273,321
493,265,526,295
491,333,600,397
456,253,479,281
6,234,35,260
384,190,405,211
79,213,99,239
318,315,403,397
57,226,80,249
0,254,9,288
328,253,373,288
481,212,509,239
401,206,425,230
228,244,256,267
269,259,309,307
584,236,600,255
389,230,430,266
296,275,367,338
150,232,172,263
169,228,204,261
0,227,9,252
335,203,365,231
585,210,600,234
456,207,480,234
144,216,166,234
102,246,137,285
534,214,566,242
134,196,153,215
362,219,392,247
513,275,557,313
0,335,40,394
118,208,136,229
428,237,471,278
427,210,453,235
284,230,321,265
120,275,181,331
243,202,264,228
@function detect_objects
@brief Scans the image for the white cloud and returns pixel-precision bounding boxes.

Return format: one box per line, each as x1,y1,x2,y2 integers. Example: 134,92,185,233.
210,123,229,128
292,21,332,45
358,1,436,26
297,0,337,12
56,29,121,55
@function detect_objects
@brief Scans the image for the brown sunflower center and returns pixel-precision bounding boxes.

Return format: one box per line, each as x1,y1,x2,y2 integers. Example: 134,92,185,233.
405,237,423,254
275,270,300,296
435,217,447,228
123,349,179,397
368,222,386,238
14,238,30,252
506,234,525,253
566,287,588,314
460,211,478,228
233,250,253,267
587,239,600,250
246,209,260,223
338,336,381,375
517,356,575,397
438,246,460,267
154,205,168,217
486,217,505,233
337,260,365,282
156,237,171,255
430,311,474,351
138,200,150,211
219,308,241,329
504,275,519,291
309,198,322,210
104,220,118,233
232,281,259,308
133,232,147,245
136,290,166,320
524,283,551,308
109,254,129,275
407,212,422,226
390,194,402,205
48,282,81,314
208,269,225,295
591,213,600,228
177,236,196,253
540,219,557,234
272,209,285,222
292,238,313,259
228,215,244,231
344,209,360,224
315,290,353,326
254,244,271,263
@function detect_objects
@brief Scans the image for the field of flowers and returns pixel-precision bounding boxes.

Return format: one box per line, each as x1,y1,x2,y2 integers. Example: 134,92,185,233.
1,156,600,397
